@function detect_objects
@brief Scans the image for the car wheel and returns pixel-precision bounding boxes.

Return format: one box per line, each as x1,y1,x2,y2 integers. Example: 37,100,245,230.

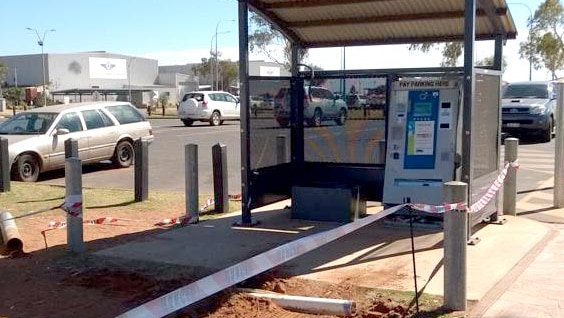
182,119,193,127
307,109,322,127
209,111,221,126
112,140,134,168
541,117,553,143
12,154,40,182
336,108,347,125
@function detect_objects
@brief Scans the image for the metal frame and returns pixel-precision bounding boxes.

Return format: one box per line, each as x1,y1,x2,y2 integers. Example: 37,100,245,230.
238,0,507,225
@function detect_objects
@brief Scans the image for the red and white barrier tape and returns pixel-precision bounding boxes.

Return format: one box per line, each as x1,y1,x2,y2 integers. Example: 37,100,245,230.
199,193,243,212
469,160,519,213
116,204,404,318
41,217,129,233
154,215,198,227
61,195,83,218
406,160,519,214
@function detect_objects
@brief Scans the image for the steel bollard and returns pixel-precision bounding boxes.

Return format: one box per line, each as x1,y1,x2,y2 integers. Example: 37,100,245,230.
443,181,468,311
65,157,84,253
134,138,149,202
212,143,229,214
0,137,10,192
185,144,199,220
503,138,518,215
64,138,78,159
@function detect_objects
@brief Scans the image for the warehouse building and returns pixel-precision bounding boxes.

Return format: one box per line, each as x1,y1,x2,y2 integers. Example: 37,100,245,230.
0,52,199,106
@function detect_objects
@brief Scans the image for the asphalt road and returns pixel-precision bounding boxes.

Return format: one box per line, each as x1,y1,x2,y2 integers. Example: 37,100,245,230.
2,115,556,201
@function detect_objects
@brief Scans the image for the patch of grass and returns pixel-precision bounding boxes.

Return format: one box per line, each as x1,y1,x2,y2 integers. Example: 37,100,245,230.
0,182,241,218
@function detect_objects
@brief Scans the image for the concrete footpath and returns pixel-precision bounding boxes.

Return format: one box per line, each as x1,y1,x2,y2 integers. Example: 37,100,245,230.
96,198,564,317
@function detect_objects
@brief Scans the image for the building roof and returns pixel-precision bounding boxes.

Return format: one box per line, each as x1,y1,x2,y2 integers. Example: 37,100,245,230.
247,0,517,48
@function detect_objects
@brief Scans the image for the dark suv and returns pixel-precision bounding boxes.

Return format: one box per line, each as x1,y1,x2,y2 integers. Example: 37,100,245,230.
501,81,557,142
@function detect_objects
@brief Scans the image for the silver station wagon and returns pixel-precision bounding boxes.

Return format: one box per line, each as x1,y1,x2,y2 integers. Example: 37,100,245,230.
0,102,154,182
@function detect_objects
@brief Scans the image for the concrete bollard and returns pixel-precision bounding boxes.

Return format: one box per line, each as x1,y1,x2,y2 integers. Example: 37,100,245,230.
503,138,518,215
555,82,564,207
443,181,468,311
65,157,84,253
64,138,78,159
0,211,23,254
276,135,288,164
212,143,229,214
0,137,10,192
185,144,199,220
134,138,149,202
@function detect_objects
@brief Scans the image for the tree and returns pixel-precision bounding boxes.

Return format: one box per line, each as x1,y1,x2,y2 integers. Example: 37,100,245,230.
158,92,169,116
2,87,22,108
192,57,213,79
0,62,7,85
249,11,308,68
217,60,238,91
476,55,508,73
519,0,564,79
409,42,463,67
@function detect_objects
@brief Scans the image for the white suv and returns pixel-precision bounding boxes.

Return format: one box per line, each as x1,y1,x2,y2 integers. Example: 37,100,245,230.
177,91,240,126
274,86,348,127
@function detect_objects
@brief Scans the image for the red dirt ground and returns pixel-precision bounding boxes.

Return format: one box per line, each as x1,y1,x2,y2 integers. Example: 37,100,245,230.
0,205,450,318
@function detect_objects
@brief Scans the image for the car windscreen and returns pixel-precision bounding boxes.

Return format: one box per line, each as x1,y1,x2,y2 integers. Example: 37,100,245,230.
503,84,549,99
0,112,57,135
105,105,145,124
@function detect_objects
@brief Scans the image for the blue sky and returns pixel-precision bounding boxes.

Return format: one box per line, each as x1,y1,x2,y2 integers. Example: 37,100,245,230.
0,0,551,81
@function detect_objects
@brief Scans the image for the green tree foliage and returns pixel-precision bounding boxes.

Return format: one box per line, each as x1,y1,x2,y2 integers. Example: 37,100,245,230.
409,42,462,67
2,87,22,107
248,11,308,68
192,57,213,78
217,60,238,91
476,55,508,73
519,0,564,79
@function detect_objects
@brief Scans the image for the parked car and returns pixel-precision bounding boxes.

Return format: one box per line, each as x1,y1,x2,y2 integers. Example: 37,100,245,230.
250,95,274,116
274,86,348,127
177,91,240,126
501,81,557,142
0,102,154,182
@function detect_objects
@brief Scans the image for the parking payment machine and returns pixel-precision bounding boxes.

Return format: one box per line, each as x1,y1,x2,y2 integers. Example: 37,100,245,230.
383,78,462,206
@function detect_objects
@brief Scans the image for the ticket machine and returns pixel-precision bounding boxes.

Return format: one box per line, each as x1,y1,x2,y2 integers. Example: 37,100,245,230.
383,78,462,206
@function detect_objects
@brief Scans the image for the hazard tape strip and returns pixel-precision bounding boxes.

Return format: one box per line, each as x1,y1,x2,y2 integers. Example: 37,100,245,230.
115,204,405,318
61,194,83,218
407,160,519,215
154,215,198,227
469,160,519,213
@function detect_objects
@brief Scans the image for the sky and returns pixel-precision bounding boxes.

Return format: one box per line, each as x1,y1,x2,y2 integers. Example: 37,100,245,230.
0,0,552,82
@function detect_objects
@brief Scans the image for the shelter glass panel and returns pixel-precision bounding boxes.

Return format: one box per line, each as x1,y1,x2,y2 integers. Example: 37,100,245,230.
304,76,387,164
249,78,291,170
472,73,501,178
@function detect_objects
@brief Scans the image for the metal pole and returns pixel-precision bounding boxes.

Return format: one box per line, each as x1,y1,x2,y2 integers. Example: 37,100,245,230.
212,143,229,213
0,137,10,193
64,138,78,159
185,144,199,220
555,82,564,207
509,3,533,80
215,22,219,91
134,139,149,202
378,139,386,164
443,181,468,311
503,138,519,215
276,135,288,164
26,28,55,107
65,157,84,253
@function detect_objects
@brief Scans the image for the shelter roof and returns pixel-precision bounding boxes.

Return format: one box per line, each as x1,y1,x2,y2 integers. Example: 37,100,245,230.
247,0,517,48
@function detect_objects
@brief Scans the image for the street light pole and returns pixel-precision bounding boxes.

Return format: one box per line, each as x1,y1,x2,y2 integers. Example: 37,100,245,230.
214,19,235,91
509,3,533,81
26,27,55,107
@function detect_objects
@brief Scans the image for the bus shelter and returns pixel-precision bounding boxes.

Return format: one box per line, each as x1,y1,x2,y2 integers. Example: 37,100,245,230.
237,0,517,230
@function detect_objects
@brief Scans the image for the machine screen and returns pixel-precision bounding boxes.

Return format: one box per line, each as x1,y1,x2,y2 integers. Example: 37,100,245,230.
413,102,432,117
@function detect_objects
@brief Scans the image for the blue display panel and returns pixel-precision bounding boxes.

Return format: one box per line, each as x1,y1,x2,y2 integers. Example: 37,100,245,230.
404,90,439,169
